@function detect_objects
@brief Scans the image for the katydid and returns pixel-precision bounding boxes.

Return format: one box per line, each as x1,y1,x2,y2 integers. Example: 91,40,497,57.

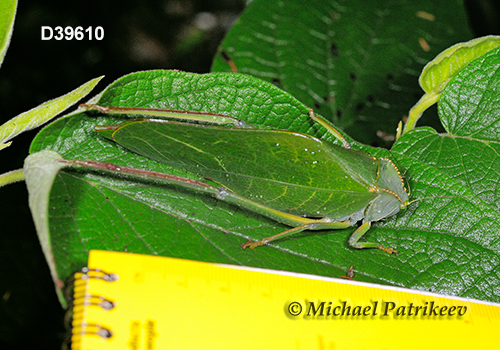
82,105,409,254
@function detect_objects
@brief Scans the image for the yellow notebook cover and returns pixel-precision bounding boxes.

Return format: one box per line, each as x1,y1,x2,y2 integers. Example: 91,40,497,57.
71,250,500,349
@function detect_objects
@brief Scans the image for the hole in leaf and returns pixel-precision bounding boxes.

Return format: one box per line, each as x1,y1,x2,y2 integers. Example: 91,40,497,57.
330,43,339,58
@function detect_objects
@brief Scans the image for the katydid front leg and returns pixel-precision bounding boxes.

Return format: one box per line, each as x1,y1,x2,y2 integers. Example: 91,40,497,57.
241,220,351,249
242,220,397,254
348,222,397,254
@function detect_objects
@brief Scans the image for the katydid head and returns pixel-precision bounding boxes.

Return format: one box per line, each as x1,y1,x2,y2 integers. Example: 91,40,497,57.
377,159,408,201
363,157,411,223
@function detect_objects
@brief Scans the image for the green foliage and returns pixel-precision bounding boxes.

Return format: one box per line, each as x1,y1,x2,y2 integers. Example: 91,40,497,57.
211,0,472,146
2,0,498,311
29,50,500,301
390,47,500,298
30,71,365,292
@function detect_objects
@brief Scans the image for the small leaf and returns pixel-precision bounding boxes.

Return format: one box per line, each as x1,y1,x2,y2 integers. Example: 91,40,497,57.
23,150,68,305
419,36,500,94
402,36,500,134
0,0,17,67
0,76,103,148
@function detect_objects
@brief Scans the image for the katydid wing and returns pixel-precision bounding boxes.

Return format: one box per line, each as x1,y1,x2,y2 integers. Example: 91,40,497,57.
94,110,409,254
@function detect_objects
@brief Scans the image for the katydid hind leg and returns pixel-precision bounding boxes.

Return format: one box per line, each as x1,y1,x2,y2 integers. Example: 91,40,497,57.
241,220,351,249
65,158,357,251
348,222,397,254
308,108,351,149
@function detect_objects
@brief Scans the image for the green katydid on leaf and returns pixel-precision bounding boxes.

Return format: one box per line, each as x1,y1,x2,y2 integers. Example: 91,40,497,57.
29,68,500,302
74,105,409,254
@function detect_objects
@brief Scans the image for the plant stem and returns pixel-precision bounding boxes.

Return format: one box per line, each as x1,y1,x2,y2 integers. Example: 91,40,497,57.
402,90,440,134
0,168,25,188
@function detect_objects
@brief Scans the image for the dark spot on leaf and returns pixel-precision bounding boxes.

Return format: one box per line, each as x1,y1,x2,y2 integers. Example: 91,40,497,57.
272,77,281,84
323,95,334,102
355,102,364,112
367,95,375,103
387,73,395,81
220,50,238,72
314,102,321,109
336,108,343,119
349,72,356,81
330,43,339,58
220,50,231,62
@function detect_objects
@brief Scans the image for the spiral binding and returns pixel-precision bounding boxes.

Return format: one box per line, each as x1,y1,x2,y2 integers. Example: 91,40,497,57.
63,267,119,349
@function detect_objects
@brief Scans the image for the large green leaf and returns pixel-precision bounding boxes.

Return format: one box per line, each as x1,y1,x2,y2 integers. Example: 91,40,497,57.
390,47,500,299
29,67,500,302
28,70,353,282
23,150,67,304
211,0,472,146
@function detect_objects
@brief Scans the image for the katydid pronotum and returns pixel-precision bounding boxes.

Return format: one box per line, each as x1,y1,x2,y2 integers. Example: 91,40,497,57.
73,104,409,254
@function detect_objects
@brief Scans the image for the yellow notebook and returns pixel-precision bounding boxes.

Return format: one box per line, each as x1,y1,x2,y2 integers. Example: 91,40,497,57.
71,250,500,349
